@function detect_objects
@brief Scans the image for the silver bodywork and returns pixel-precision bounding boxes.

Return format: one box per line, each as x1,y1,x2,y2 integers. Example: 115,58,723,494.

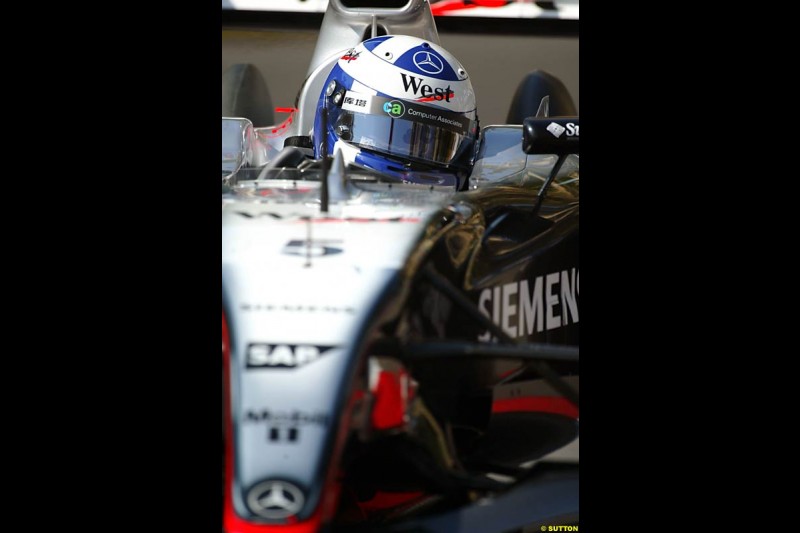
223,183,453,517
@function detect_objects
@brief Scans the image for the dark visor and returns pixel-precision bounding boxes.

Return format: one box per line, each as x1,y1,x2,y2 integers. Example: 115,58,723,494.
333,91,476,168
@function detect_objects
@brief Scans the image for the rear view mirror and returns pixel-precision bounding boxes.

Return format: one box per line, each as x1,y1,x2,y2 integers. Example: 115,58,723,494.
222,117,255,180
522,117,579,155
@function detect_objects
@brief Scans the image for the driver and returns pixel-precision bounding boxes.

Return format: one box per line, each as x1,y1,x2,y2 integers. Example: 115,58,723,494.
312,35,479,190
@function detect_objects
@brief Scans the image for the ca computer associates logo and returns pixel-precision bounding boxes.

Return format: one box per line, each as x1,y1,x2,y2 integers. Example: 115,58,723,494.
547,122,566,138
413,51,444,74
383,100,406,118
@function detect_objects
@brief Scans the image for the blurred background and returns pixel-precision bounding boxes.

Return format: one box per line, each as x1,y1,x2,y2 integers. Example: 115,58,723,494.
222,1,578,126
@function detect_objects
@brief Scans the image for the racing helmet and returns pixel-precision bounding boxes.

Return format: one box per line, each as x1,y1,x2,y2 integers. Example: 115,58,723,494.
312,35,479,187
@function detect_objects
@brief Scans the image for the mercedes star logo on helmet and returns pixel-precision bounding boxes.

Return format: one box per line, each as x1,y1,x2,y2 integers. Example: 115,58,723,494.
247,480,305,519
413,51,444,74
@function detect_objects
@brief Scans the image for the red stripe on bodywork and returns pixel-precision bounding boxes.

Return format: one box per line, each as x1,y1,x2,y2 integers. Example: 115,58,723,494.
492,396,578,419
371,371,405,430
222,311,236,530
357,491,426,514
472,0,513,6
431,1,476,15
224,508,323,533
431,0,512,15
267,107,298,136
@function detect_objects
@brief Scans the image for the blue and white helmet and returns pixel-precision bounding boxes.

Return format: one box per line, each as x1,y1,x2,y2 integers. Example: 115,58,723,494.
313,35,479,187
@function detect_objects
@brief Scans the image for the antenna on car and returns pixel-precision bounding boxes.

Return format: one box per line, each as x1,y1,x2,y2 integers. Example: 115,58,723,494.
320,107,330,213
530,153,567,218
529,97,559,218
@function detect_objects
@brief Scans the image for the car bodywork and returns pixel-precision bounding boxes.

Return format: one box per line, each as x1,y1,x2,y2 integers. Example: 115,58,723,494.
221,0,580,20
222,1,579,531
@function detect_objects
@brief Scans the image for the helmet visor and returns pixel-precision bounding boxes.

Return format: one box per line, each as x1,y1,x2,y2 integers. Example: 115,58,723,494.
333,91,476,168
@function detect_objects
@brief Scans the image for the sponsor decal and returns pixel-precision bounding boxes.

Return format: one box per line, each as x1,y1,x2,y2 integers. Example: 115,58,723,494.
268,426,299,442
343,96,367,107
546,121,578,139
244,408,330,445
406,107,465,129
565,122,579,136
412,50,444,74
246,343,335,368
378,92,470,134
339,91,467,134
282,238,343,257
383,100,406,118
244,408,330,427
341,48,360,62
547,122,566,138
342,91,372,113
247,480,304,519
400,73,453,102
240,303,357,314
478,268,579,341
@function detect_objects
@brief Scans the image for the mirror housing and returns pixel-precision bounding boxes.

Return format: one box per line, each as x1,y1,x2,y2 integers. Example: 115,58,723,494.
222,117,271,183
522,117,579,155
222,117,254,181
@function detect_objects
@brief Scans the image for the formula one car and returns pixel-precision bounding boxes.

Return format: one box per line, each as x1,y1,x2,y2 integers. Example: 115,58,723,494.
222,1,578,531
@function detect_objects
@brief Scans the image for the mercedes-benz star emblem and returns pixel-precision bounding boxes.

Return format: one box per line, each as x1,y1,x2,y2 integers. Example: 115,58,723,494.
413,51,444,74
247,480,305,519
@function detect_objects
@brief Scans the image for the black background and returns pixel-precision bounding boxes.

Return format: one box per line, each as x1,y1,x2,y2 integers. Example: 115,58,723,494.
8,2,221,529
